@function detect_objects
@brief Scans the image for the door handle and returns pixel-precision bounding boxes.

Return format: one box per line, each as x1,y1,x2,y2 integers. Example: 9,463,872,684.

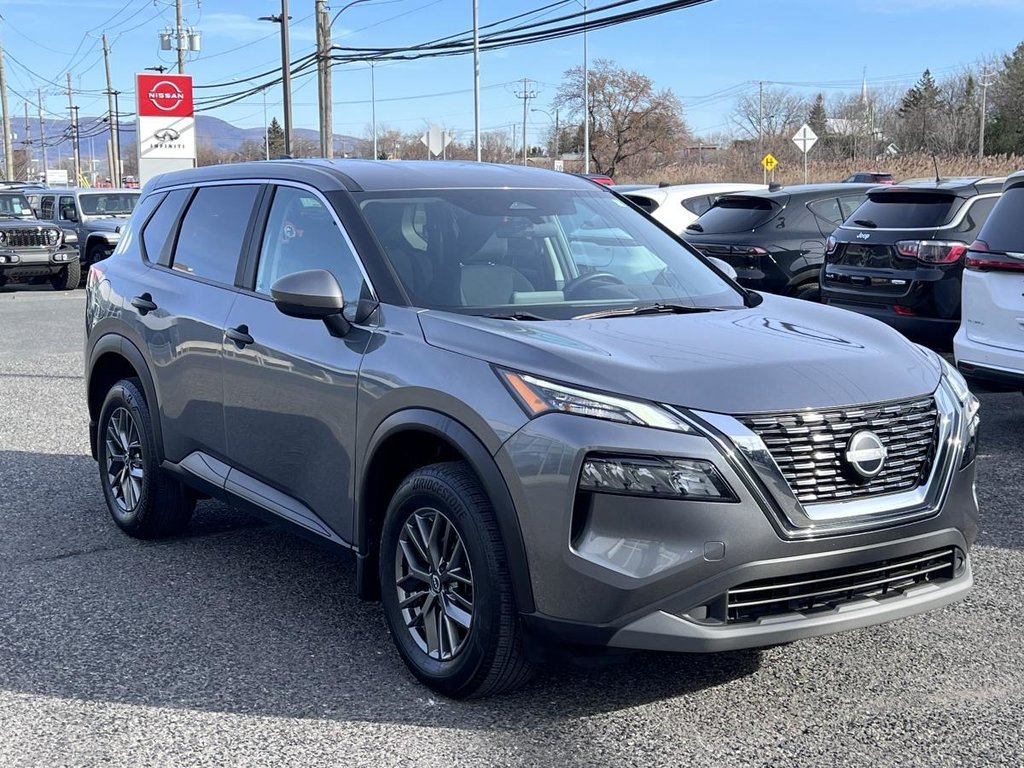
130,293,157,315
225,324,255,348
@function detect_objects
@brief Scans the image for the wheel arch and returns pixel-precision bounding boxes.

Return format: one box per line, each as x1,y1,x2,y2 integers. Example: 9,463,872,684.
356,409,535,614
87,334,163,462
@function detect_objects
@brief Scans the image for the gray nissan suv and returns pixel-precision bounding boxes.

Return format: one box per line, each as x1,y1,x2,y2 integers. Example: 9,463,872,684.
85,160,980,698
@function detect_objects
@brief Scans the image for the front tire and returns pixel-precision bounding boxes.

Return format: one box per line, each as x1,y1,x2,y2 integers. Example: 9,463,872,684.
379,461,534,698
97,378,194,538
50,259,80,291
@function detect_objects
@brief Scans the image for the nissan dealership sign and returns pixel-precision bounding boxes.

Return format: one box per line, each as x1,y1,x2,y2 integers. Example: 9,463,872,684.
136,73,196,183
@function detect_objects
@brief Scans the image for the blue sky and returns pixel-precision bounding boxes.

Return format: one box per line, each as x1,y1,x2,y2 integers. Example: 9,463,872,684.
1,0,1023,147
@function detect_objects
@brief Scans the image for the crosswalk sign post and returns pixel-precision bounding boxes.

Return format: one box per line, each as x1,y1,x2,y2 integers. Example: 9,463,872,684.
761,153,778,183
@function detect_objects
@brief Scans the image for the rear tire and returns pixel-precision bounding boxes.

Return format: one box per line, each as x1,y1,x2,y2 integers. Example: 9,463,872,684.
50,259,80,291
794,281,820,302
379,461,534,698
97,378,194,539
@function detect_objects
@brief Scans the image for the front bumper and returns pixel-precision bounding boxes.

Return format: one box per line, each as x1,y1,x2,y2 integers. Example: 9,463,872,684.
499,394,978,653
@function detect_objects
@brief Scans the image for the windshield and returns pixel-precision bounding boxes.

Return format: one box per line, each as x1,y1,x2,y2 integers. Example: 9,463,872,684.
350,188,743,318
79,192,140,216
848,191,962,229
688,196,782,234
0,193,34,218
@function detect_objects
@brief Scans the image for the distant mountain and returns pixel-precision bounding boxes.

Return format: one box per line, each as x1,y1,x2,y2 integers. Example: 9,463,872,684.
10,114,362,168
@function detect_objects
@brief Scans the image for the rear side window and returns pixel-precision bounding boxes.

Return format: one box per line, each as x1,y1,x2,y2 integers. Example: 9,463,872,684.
849,192,962,229
40,196,55,219
141,189,190,262
682,195,712,216
978,187,1024,252
690,196,782,234
839,194,865,220
808,197,842,224
170,185,260,284
624,194,659,213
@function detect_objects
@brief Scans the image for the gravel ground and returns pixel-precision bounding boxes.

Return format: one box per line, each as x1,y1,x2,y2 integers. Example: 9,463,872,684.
1,287,1022,767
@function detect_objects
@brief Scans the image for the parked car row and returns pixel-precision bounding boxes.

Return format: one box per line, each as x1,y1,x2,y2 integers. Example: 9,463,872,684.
0,186,140,290
620,174,1022,391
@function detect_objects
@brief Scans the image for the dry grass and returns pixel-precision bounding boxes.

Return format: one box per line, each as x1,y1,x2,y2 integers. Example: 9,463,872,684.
615,154,1024,186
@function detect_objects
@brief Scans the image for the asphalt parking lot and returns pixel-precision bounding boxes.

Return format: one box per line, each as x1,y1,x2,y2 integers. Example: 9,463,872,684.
1,287,1022,767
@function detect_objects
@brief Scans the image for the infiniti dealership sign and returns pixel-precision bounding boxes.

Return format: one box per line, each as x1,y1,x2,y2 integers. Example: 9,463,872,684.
136,73,196,183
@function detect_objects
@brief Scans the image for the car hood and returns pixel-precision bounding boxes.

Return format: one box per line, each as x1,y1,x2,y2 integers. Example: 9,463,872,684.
85,217,124,233
418,295,941,414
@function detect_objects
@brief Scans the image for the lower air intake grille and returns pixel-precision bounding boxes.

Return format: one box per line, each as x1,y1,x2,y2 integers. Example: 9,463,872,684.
726,547,959,624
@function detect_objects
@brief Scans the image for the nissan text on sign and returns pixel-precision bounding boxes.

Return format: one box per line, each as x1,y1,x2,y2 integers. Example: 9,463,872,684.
135,73,196,185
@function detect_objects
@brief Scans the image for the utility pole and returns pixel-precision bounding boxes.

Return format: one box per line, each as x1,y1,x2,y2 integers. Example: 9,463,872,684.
514,78,537,166
582,0,589,174
978,65,993,159
23,101,29,180
66,72,81,185
37,89,45,176
0,30,13,180
315,0,332,157
280,0,292,156
472,0,481,161
102,33,122,186
758,80,765,183
370,61,377,159
175,0,186,74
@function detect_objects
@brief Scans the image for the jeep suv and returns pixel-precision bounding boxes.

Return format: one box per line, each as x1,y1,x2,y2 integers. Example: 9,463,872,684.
28,188,139,269
0,190,79,290
85,161,979,698
821,177,1002,347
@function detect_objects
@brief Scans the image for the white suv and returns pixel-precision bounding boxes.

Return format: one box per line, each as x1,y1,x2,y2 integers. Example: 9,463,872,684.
954,171,1024,394
620,183,767,235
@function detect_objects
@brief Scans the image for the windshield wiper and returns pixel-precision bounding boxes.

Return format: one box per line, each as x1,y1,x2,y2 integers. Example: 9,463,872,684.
482,311,549,321
574,303,725,320
852,219,877,228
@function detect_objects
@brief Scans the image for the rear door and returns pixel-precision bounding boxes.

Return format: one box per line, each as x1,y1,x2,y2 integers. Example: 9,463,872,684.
963,187,1024,352
135,183,263,463
220,182,374,542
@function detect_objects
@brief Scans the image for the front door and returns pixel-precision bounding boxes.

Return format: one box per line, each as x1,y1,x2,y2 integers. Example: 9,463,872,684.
221,183,374,542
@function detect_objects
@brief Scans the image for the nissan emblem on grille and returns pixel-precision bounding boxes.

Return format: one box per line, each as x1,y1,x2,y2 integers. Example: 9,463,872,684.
844,430,888,478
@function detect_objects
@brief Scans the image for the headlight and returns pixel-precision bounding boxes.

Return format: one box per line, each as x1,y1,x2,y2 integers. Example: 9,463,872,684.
580,454,736,500
499,370,694,433
934,355,980,466
46,229,60,246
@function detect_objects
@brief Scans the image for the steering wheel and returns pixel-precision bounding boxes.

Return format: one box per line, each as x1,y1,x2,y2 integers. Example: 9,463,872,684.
563,271,626,299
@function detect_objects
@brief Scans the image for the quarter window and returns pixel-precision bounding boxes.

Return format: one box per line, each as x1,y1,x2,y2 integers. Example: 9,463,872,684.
40,196,55,219
682,195,712,216
808,197,843,224
170,185,260,284
254,185,367,307
141,189,190,263
839,195,865,220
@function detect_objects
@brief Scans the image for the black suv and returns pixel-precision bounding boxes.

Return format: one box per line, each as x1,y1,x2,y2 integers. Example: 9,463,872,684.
0,189,78,290
683,184,873,300
821,177,1003,347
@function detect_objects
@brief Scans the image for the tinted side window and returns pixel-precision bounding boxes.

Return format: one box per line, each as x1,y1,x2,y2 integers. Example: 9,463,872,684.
958,195,997,234
682,195,712,216
59,196,76,221
839,195,865,220
977,188,1022,251
40,196,55,219
808,197,842,224
170,185,260,284
141,189,190,263
254,185,367,308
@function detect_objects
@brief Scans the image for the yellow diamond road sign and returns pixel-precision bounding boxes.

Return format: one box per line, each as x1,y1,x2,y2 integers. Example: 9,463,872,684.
761,153,778,172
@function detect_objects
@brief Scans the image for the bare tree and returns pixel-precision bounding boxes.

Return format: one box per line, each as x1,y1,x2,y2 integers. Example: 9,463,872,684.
554,59,689,177
730,85,807,140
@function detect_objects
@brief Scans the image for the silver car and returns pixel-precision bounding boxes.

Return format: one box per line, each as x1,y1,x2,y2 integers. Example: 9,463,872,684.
85,160,979,698
29,188,139,268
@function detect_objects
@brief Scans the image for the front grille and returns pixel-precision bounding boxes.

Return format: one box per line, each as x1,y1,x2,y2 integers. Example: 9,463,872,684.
1,228,52,248
738,397,939,504
726,547,959,624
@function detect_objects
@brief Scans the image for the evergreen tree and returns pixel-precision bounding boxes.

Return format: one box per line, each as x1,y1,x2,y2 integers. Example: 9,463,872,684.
898,69,942,150
808,93,828,135
988,42,1024,155
267,118,286,158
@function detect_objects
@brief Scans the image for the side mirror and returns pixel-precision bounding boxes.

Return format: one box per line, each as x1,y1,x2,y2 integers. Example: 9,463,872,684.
707,256,738,281
270,269,351,336
61,208,78,222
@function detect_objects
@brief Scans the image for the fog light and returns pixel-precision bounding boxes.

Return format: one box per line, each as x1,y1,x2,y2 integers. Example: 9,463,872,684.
579,454,736,501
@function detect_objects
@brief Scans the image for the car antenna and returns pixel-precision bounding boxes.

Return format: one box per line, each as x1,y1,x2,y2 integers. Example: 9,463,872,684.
931,153,942,184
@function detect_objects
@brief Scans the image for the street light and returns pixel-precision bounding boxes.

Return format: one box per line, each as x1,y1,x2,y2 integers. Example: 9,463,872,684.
259,2,293,156
531,108,560,159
